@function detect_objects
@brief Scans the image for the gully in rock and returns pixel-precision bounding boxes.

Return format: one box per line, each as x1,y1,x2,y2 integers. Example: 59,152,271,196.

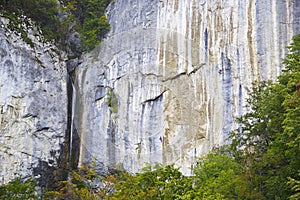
70,77,76,169
66,62,80,174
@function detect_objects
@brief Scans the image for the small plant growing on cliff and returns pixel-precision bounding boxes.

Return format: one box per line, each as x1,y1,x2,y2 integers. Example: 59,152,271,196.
106,89,118,114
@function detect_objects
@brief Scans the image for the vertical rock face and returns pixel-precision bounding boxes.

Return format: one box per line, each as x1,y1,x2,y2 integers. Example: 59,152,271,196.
76,0,162,173
76,0,299,174
0,18,68,184
156,0,300,173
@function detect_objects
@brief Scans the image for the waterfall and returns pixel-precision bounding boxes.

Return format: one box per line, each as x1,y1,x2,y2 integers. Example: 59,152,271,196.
66,76,77,182
66,60,80,179
69,78,76,167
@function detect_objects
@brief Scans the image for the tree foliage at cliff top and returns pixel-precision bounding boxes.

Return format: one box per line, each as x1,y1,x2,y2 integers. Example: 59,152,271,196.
0,0,111,52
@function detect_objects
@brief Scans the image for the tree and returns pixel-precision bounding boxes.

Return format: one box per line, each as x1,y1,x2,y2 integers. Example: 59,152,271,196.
101,164,193,200
60,0,111,51
0,0,60,39
0,0,112,52
229,33,300,199
192,149,258,200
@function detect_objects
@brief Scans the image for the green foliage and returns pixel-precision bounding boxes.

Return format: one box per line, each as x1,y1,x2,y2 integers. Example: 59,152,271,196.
193,150,253,200
0,0,60,41
288,172,300,200
0,177,38,200
81,0,111,50
101,164,193,200
60,0,111,51
44,163,103,200
229,81,287,198
106,89,118,113
228,33,300,199
0,0,112,52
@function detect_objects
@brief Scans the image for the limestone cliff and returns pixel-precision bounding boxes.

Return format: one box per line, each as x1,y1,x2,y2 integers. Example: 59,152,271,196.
0,0,299,183
0,17,68,185
76,0,299,175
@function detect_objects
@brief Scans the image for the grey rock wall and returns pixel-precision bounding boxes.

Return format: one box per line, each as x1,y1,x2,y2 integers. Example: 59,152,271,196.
156,0,300,173
76,0,161,174
0,17,68,184
76,0,299,175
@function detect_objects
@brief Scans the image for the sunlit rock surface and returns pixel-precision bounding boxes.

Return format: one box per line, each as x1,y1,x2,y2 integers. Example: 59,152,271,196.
155,0,300,173
76,0,299,175
1,0,299,181
0,17,68,184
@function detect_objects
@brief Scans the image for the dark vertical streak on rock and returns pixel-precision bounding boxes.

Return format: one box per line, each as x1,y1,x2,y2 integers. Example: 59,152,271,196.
221,52,233,142
66,76,73,171
204,28,208,52
67,62,80,170
237,48,243,119
33,160,58,190
107,115,116,167
124,83,131,151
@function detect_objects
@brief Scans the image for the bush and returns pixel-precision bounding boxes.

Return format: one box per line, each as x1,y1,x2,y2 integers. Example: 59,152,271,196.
0,177,38,200
0,0,112,52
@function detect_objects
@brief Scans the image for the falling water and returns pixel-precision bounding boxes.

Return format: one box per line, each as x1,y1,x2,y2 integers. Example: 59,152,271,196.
66,75,77,182
69,78,76,168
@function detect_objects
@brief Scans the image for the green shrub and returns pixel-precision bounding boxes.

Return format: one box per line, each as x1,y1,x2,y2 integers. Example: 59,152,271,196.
0,0,112,52
0,177,38,200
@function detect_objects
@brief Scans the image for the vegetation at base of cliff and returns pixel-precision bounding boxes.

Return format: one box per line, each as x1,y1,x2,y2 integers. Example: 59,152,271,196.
44,163,103,200
0,177,38,200
0,0,112,52
1,33,299,199
227,33,300,199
